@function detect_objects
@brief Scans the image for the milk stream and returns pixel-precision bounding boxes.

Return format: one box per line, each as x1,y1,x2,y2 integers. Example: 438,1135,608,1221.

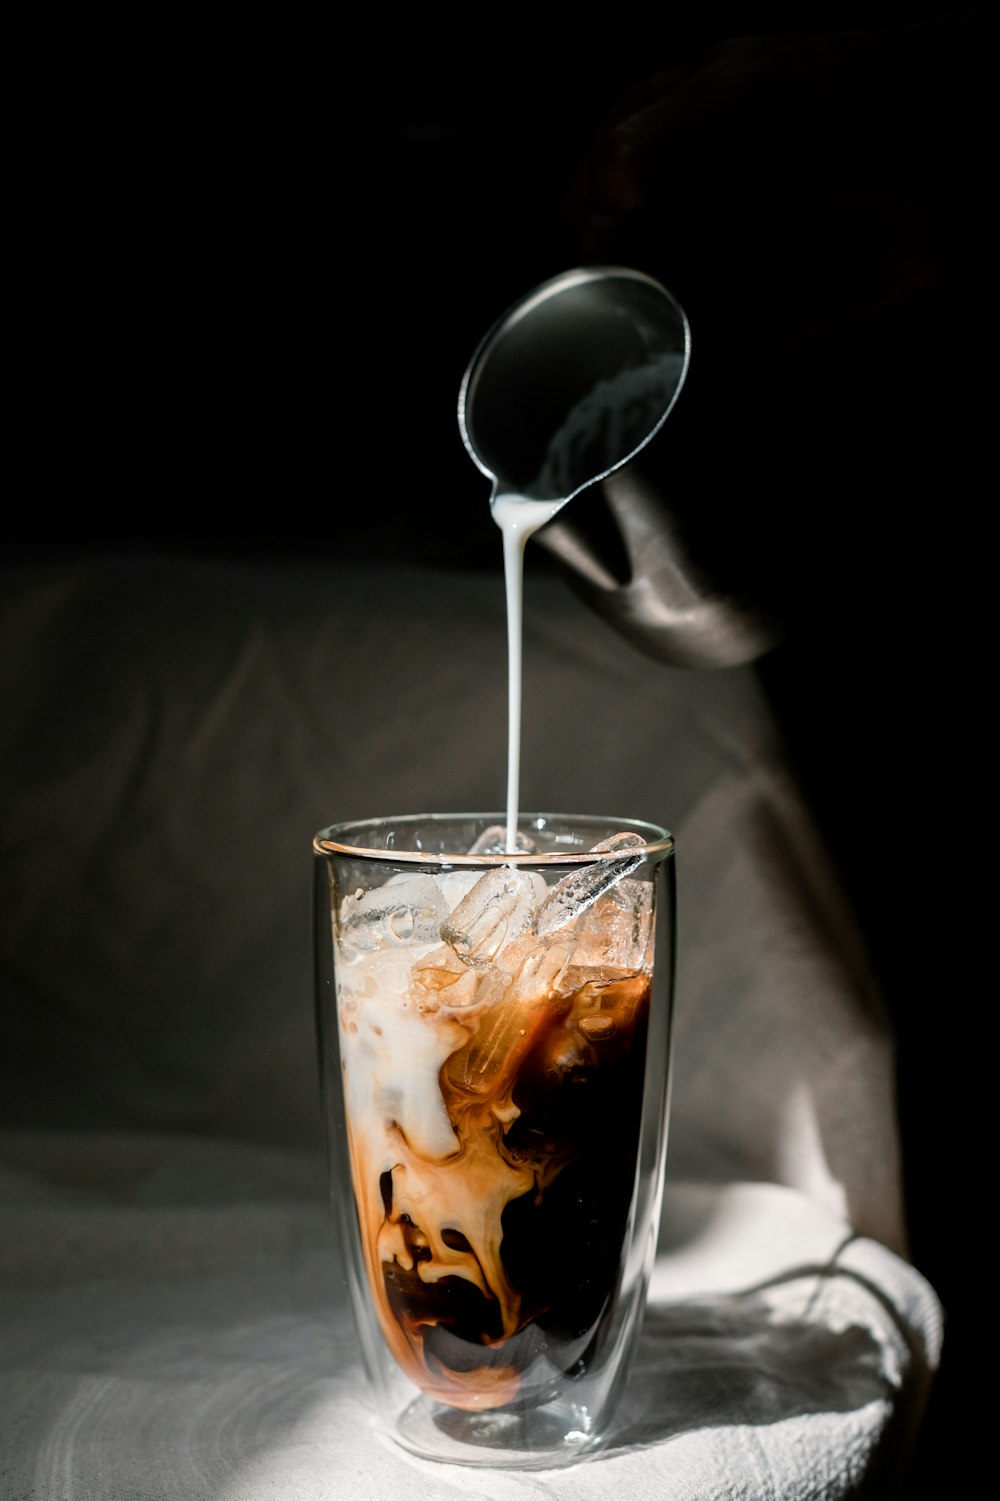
492,494,565,851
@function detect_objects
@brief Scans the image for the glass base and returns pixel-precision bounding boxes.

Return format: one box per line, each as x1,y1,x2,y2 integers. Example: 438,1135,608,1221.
390,1390,605,1469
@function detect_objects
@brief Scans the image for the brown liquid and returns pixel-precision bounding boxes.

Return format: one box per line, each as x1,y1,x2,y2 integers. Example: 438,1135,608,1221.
344,960,650,1410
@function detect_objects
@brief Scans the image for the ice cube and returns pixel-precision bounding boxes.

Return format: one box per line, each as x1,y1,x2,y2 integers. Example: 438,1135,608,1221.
411,946,481,1011
340,875,447,952
440,867,538,968
563,879,654,969
466,825,537,856
570,970,649,1030
442,944,570,1101
436,869,483,910
535,832,646,937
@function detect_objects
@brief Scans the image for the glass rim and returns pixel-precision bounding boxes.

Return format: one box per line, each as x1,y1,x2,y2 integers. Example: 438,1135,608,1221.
312,812,674,866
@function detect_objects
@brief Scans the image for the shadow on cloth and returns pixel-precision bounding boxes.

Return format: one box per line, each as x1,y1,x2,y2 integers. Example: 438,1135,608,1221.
608,1290,889,1451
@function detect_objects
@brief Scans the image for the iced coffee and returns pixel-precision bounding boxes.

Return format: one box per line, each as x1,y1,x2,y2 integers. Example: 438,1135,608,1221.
331,826,655,1412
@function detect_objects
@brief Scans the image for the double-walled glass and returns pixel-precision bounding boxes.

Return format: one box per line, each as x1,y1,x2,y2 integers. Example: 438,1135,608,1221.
314,813,676,1468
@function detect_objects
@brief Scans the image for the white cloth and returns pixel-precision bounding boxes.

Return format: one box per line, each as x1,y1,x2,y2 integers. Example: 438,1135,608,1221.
0,1135,940,1501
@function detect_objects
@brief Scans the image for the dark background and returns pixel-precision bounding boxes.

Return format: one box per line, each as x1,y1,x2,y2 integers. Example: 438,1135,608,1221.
7,6,996,1492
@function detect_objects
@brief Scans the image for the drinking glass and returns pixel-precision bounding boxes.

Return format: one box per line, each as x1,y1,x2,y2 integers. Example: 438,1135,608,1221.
313,813,676,1468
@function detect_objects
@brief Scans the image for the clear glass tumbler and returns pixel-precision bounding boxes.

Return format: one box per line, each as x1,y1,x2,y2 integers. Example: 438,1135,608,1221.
313,813,676,1468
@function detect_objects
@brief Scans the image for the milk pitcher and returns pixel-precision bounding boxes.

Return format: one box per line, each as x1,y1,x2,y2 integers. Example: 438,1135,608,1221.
459,266,781,669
